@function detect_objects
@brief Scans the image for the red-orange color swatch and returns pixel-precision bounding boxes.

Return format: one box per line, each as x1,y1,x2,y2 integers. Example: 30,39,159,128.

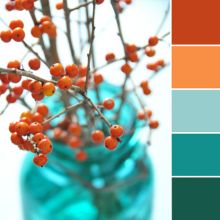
172,0,220,44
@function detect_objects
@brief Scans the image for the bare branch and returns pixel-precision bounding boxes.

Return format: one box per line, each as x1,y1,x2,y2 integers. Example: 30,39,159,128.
85,0,96,92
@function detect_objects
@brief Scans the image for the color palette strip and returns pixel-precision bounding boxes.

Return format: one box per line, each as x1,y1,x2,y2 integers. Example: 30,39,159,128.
172,0,220,218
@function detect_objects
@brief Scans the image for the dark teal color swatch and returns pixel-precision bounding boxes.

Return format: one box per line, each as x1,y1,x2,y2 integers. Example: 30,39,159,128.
173,134,220,176
173,178,220,220
172,90,220,132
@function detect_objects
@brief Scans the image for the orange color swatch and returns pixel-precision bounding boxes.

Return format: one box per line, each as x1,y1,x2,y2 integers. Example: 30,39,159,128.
172,0,220,44
172,46,220,88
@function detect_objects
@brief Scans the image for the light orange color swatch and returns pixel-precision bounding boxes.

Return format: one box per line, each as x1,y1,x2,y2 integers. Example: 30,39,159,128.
172,46,220,88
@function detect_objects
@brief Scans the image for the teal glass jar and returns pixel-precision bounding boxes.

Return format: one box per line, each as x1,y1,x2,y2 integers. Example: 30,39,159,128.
20,83,154,220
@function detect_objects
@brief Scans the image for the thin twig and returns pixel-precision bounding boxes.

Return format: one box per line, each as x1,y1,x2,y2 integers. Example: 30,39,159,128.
85,0,96,92
69,0,93,12
43,101,83,125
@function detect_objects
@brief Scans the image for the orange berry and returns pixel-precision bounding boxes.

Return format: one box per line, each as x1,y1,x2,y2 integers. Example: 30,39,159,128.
37,139,53,154
11,132,24,145
0,74,10,84
12,27,25,42
104,136,118,150
15,122,29,136
41,21,53,34
5,2,15,11
20,111,32,119
42,82,56,96
65,64,79,78
148,36,158,46
146,63,158,71
31,26,42,38
96,0,105,4
8,74,22,83
21,0,34,10
1,30,12,43
103,98,115,110
128,52,139,62
28,58,41,70
75,77,86,89
8,59,21,69
53,128,63,140
31,112,44,123
110,125,124,138
32,133,45,143
47,24,57,38
9,20,24,30
40,16,51,24
137,110,152,120
33,153,48,167
93,73,104,85
21,140,34,152
0,83,8,95
125,0,132,4
145,47,156,57
56,2,64,10
75,151,87,162
12,86,23,96
57,76,72,90
20,117,31,125
149,120,159,129
91,130,105,144
105,53,115,62
125,43,137,54
28,80,43,94
32,92,45,101
6,93,17,103
68,123,82,136
121,63,132,75
140,80,149,89
143,87,151,95
69,137,83,148
9,122,17,133
37,104,49,116
50,63,65,77
156,59,165,67
15,0,24,10
79,65,87,77
22,79,32,90
29,122,43,134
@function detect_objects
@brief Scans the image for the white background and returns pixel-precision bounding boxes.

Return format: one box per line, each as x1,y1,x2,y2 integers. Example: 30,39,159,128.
0,0,171,219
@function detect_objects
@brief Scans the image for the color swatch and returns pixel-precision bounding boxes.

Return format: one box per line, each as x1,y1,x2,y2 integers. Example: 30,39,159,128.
172,46,220,88
172,0,220,44
173,178,220,220
173,134,220,176
172,90,220,132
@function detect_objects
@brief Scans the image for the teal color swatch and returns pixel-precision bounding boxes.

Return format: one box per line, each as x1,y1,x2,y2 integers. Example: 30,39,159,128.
172,90,220,132
173,134,220,176
173,178,220,220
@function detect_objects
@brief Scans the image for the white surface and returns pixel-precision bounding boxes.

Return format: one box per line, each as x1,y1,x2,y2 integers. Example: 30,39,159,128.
0,1,171,219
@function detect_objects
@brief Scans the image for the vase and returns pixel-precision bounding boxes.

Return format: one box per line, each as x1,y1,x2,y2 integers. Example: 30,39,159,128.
20,82,154,220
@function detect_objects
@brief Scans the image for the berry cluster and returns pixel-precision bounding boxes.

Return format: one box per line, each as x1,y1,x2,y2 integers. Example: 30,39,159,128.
0,0,166,168
31,16,57,39
9,104,51,166
1,20,25,43
5,0,35,11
